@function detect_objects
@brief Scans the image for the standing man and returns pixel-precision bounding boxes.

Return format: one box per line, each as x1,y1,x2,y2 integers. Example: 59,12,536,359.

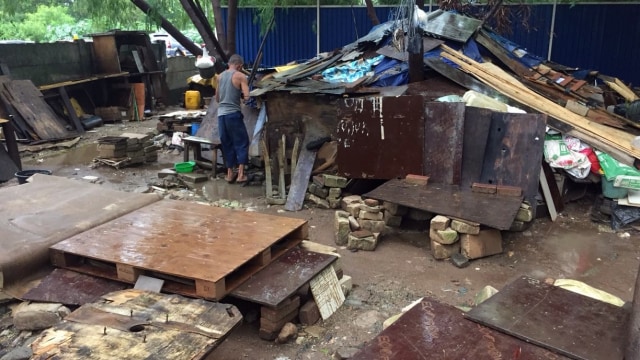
216,54,250,183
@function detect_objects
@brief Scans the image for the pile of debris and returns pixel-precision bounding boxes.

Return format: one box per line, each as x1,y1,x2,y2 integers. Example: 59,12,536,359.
156,110,204,134
92,133,158,169
305,174,348,209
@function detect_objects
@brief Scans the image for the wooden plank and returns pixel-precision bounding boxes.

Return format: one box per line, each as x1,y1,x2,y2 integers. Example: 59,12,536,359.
59,86,84,133
31,289,242,359
310,266,344,320
539,166,558,221
423,102,465,185
261,139,273,199
285,148,317,211
365,179,523,229
231,247,337,307
50,200,308,300
461,106,493,189
0,76,32,139
4,79,70,139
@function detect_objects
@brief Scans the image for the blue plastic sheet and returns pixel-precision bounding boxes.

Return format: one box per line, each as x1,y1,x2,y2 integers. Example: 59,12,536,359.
321,55,385,83
484,30,544,68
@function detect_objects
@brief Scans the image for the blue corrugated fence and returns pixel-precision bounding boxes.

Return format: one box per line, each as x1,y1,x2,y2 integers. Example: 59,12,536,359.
223,4,640,85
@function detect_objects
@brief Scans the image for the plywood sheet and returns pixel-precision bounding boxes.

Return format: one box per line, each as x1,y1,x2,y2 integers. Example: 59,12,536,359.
50,200,308,300
461,106,493,189
231,247,337,307
3,79,70,140
0,175,160,288
310,267,344,320
364,179,522,229
31,289,242,360
465,276,627,360
352,297,570,360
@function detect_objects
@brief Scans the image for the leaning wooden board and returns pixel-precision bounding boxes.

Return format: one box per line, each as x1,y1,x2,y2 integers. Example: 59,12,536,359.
50,200,308,300
31,289,242,359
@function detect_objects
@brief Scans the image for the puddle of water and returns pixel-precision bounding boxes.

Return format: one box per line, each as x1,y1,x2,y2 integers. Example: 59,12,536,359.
23,143,98,168
203,179,264,202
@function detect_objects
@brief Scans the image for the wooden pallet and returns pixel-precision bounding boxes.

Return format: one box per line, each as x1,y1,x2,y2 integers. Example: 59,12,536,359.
50,200,308,300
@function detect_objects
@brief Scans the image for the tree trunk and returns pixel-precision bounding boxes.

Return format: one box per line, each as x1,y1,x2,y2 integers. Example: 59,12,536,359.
129,0,202,56
179,0,227,69
364,0,380,25
226,0,238,56
211,0,227,54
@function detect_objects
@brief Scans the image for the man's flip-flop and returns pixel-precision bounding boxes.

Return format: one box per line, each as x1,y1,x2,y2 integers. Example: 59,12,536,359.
235,176,248,184
225,174,237,183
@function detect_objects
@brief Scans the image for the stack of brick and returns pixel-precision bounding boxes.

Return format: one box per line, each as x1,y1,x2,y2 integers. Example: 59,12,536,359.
257,241,351,341
121,132,158,164
429,215,503,264
334,196,405,251
306,174,348,209
97,136,128,159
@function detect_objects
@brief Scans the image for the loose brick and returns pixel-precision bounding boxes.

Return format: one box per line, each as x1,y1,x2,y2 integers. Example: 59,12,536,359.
328,187,342,199
328,198,341,209
461,229,503,259
515,207,533,222
348,216,360,231
359,219,386,233
436,228,459,245
431,238,460,260
334,215,350,246
496,185,522,197
359,203,381,213
451,219,480,235
472,182,497,194
359,211,383,221
322,174,348,188
261,296,301,322
348,231,378,251
309,183,329,198
341,195,363,211
364,198,379,207
299,300,321,325
383,201,408,216
430,215,450,231
260,307,298,333
345,203,361,218
405,174,429,186
312,175,325,187
309,194,330,209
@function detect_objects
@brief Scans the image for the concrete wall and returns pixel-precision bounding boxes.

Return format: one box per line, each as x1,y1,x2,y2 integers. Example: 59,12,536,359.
0,42,94,86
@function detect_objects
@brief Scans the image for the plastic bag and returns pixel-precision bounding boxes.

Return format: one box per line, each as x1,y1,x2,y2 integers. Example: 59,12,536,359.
611,202,640,230
543,134,591,179
596,151,640,181
195,47,215,69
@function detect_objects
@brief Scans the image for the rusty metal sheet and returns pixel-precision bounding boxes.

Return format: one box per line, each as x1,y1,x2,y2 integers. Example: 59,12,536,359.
352,297,570,360
465,276,627,360
22,269,127,306
480,112,547,211
364,179,522,229
336,96,424,179
231,247,336,307
423,102,465,185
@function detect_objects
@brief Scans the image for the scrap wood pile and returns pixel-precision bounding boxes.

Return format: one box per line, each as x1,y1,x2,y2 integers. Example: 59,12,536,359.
0,76,77,142
92,133,158,169
251,5,640,229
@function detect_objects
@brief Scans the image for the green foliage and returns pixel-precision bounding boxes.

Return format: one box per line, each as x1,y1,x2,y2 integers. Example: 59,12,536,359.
10,5,76,42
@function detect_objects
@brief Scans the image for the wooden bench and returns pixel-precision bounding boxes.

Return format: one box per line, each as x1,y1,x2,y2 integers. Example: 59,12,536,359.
182,136,223,177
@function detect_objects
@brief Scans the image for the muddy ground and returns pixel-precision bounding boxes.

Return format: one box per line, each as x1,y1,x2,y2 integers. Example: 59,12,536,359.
2,114,640,359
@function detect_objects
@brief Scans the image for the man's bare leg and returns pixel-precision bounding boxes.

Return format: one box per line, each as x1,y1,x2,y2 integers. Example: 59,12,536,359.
237,164,247,182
